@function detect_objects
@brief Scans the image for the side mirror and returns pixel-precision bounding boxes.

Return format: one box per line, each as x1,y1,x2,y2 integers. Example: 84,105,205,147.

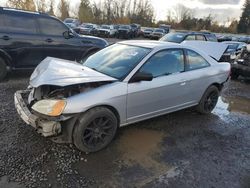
130,71,153,83
63,30,74,39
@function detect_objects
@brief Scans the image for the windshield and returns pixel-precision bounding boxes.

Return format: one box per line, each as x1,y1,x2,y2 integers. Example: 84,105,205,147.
120,25,129,29
101,25,110,29
83,44,151,79
227,43,239,50
160,33,185,43
84,24,93,28
145,29,153,32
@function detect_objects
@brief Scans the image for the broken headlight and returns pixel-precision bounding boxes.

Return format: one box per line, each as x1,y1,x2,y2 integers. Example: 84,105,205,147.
31,100,66,117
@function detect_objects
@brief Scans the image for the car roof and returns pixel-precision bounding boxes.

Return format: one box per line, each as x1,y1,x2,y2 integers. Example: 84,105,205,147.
118,40,180,49
0,7,48,16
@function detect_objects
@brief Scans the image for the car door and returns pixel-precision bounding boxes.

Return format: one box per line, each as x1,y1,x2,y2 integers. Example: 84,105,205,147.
1,12,45,68
182,49,211,103
127,49,192,123
36,16,84,62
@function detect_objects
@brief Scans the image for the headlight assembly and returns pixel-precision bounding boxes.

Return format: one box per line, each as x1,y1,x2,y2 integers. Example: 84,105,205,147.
32,100,66,117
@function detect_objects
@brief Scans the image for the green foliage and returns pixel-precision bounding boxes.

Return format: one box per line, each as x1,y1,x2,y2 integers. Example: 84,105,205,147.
78,0,93,23
238,0,250,34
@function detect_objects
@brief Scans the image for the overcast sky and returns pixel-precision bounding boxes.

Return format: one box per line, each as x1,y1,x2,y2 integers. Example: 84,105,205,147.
0,0,245,23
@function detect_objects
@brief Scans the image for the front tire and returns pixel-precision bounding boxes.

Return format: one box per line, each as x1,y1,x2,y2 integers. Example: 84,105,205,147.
0,57,7,81
196,85,219,114
73,107,118,153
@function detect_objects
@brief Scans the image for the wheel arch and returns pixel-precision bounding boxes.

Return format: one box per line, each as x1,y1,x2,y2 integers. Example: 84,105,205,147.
0,49,12,67
210,82,223,92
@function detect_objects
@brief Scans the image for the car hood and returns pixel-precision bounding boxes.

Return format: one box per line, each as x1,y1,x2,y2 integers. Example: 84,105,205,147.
30,57,117,88
99,29,110,32
79,27,92,31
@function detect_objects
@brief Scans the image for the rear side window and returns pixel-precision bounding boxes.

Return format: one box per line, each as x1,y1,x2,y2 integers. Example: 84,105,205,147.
38,17,68,36
186,50,210,71
185,35,195,40
3,14,37,34
206,35,218,42
196,35,205,41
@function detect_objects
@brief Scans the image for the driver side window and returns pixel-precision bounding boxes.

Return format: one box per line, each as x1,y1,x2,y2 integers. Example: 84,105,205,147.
139,49,185,78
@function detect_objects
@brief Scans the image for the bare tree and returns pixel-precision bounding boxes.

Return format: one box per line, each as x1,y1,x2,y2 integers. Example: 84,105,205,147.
58,0,70,20
35,0,47,12
173,4,193,23
48,1,55,16
7,0,36,11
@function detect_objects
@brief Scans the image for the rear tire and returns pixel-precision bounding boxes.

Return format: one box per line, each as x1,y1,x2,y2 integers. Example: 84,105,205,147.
73,107,118,153
0,57,7,81
196,85,219,114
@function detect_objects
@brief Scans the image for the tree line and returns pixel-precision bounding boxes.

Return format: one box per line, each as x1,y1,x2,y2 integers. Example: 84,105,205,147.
4,0,250,34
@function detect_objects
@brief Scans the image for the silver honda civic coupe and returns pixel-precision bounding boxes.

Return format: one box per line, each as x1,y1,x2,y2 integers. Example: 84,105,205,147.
14,40,231,152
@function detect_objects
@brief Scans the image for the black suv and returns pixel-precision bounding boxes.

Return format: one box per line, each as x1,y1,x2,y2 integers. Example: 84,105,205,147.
0,7,108,80
117,25,133,39
160,31,218,43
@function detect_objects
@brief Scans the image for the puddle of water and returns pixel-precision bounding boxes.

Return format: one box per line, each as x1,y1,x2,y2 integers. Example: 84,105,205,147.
117,128,165,169
213,96,250,119
75,127,170,186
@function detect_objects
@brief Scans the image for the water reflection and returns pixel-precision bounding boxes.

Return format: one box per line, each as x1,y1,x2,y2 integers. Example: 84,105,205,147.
213,96,250,119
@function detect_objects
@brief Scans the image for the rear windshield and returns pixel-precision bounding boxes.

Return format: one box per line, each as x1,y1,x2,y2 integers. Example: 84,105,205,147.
160,33,185,43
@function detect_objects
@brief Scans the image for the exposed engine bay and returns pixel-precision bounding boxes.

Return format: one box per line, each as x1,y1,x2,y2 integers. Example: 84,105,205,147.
29,81,112,105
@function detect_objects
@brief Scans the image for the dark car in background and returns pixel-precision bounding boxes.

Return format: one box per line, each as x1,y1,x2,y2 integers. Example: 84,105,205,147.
0,7,108,80
159,24,171,33
117,25,133,39
130,23,141,37
220,41,247,63
150,28,166,40
74,23,99,36
160,32,218,43
238,36,250,44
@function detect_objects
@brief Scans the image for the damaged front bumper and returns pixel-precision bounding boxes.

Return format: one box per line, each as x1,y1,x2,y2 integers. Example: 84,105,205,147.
14,90,61,137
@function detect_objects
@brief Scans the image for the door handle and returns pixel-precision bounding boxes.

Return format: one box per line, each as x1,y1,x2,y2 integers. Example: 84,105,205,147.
45,38,53,43
1,35,11,40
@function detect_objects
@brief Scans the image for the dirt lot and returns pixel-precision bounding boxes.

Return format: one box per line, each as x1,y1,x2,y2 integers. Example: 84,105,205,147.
0,60,250,187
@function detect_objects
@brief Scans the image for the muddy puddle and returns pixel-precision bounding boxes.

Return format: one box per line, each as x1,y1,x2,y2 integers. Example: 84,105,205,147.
213,96,250,119
0,176,23,188
75,128,170,186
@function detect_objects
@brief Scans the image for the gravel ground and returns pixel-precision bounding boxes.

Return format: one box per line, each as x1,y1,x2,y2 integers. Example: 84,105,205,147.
0,74,250,187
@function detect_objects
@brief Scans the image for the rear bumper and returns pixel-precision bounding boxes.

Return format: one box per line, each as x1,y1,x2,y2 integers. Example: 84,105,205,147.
14,90,61,137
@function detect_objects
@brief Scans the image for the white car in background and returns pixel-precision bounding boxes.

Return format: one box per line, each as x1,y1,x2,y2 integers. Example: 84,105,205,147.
98,25,117,37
